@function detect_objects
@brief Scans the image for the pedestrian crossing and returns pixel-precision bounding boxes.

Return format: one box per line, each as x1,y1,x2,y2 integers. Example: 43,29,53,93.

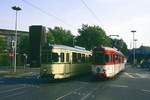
122,72,150,79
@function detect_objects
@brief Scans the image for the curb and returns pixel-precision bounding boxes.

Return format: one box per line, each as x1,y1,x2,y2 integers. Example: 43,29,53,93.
0,71,34,77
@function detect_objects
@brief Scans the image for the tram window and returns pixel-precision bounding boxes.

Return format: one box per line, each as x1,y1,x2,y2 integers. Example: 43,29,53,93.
72,52,77,63
108,55,112,62
115,55,118,60
66,53,70,62
119,56,121,62
120,56,122,62
60,53,64,62
105,55,109,62
81,54,86,63
78,53,81,59
52,53,59,62
111,55,113,61
92,53,109,63
113,55,115,62
77,53,81,63
121,56,124,63
87,55,92,62
85,56,89,62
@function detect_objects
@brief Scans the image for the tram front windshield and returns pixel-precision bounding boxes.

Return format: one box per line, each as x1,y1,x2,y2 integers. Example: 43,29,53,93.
92,52,109,63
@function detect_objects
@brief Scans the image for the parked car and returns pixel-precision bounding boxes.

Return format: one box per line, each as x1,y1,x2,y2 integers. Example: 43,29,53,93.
140,60,150,71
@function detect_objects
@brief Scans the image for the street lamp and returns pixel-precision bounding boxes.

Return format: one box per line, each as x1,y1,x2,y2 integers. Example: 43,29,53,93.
131,30,136,65
109,35,119,37
134,39,138,48
134,39,138,64
12,6,22,72
109,34,119,48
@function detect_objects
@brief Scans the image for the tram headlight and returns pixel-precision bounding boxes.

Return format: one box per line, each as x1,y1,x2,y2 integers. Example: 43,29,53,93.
96,67,101,73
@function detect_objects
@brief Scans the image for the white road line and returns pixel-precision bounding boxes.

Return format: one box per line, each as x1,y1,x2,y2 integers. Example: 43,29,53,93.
0,84,25,90
25,84,40,88
135,73,150,78
124,72,136,78
77,81,89,85
141,89,150,93
56,87,83,100
80,85,100,100
1,91,25,99
135,73,145,78
0,86,26,94
110,84,128,88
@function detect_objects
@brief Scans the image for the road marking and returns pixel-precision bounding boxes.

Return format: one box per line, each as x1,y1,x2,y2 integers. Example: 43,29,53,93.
110,84,128,88
124,72,136,78
1,91,25,99
0,86,26,94
77,81,89,85
24,84,40,88
135,73,150,78
80,85,100,100
135,73,145,78
141,89,150,93
56,87,83,100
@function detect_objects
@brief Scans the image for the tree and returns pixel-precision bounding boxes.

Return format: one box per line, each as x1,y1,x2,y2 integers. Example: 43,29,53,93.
48,27,74,46
18,34,29,54
47,31,55,44
0,37,7,53
110,38,128,54
76,24,112,50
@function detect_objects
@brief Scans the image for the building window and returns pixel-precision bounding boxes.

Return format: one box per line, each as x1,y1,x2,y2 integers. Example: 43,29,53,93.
72,52,77,63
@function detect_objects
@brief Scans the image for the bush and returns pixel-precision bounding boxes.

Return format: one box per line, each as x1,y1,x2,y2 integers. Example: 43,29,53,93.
0,53,24,67
0,53,9,66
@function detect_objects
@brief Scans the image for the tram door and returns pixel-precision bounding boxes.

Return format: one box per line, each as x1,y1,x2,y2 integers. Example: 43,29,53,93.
65,52,71,75
108,54,115,76
112,54,115,75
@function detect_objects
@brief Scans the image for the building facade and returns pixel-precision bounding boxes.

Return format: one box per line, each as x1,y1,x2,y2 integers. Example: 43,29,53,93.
0,29,28,51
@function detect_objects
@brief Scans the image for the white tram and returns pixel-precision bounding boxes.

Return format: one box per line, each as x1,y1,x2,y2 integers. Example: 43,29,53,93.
91,46,126,78
40,45,91,79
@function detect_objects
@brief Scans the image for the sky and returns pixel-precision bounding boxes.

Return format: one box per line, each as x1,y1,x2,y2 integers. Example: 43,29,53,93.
1,0,150,48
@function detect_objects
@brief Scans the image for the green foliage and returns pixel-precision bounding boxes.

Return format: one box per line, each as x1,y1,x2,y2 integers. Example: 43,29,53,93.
0,54,9,66
48,27,74,46
0,37,7,53
110,38,128,54
76,24,112,50
18,34,29,54
47,31,55,44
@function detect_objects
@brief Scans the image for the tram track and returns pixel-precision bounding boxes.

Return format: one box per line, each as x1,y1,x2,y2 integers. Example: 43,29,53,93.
55,79,110,100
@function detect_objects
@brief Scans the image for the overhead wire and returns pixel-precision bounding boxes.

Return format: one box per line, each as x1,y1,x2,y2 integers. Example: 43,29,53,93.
22,0,76,29
80,0,106,29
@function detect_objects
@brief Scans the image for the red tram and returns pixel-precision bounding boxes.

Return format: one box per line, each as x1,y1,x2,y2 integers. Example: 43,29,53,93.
91,46,126,78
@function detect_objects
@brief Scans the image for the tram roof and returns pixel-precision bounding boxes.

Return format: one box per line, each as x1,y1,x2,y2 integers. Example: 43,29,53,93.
50,44,91,53
93,46,124,56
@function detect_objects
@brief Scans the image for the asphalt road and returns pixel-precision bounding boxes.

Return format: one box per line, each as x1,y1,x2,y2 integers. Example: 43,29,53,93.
0,66,150,100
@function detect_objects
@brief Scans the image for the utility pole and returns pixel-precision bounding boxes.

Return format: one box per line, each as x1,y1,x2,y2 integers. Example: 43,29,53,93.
131,30,136,65
12,6,22,72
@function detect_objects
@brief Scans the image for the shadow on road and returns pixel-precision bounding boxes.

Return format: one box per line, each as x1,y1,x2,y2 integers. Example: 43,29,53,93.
0,71,125,86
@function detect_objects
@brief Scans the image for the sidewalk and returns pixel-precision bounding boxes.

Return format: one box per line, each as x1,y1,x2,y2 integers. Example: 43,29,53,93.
0,68,38,77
